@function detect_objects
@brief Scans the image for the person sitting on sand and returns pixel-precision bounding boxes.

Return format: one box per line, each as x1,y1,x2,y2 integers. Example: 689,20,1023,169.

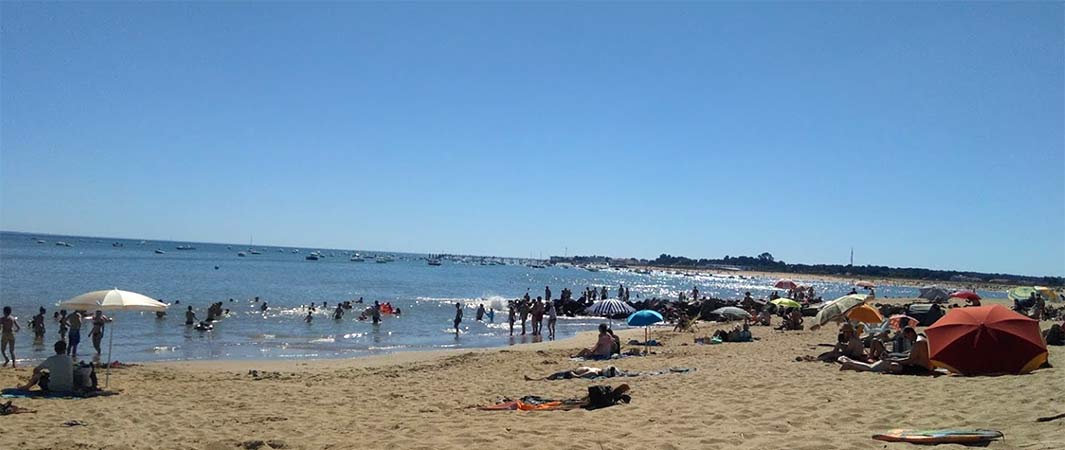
756,309,772,327
838,327,932,374
814,323,864,362
607,328,621,355
524,366,618,381
574,324,614,359
17,341,74,394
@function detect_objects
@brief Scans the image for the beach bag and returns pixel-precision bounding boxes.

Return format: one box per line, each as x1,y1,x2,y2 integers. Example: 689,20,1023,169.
586,385,630,410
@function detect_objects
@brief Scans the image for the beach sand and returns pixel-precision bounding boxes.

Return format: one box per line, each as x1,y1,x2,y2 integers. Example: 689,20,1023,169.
1,300,1061,450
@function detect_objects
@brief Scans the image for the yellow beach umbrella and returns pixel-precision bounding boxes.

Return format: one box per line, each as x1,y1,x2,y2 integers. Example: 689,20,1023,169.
770,298,802,309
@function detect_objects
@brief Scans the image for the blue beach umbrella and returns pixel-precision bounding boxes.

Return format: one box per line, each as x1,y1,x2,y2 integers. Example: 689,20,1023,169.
627,310,663,354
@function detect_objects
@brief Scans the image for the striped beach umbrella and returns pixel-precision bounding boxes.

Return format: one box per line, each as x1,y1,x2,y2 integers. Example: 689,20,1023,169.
586,299,636,318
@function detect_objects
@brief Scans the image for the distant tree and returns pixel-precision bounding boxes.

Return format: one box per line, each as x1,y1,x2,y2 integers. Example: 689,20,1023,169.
757,252,774,263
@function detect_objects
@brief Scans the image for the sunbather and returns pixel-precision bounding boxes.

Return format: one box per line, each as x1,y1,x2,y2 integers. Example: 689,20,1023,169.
525,366,620,380
838,327,933,374
574,324,614,359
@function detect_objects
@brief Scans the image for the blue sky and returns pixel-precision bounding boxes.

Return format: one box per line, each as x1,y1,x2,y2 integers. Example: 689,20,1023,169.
2,2,1062,276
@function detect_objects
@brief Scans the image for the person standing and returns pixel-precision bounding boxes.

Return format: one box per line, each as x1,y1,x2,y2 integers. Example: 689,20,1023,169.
88,310,112,355
601,286,608,300
31,307,46,342
507,302,516,336
185,306,197,325
531,298,545,336
65,311,82,358
371,302,382,325
545,286,552,302
519,299,530,335
57,310,69,341
1,306,21,367
476,304,485,321
692,286,700,302
453,303,463,334
547,301,558,340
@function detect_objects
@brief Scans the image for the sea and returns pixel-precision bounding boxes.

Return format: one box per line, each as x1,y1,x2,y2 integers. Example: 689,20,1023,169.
0,231,1005,364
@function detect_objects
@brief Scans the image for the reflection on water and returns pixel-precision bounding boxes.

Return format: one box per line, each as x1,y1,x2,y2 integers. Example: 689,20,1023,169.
0,232,1004,363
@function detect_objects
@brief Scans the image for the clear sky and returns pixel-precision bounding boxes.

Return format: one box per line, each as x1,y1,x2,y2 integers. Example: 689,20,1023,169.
2,2,1062,276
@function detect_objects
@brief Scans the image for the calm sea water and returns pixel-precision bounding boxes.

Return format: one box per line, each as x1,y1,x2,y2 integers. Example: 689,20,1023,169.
0,231,1003,364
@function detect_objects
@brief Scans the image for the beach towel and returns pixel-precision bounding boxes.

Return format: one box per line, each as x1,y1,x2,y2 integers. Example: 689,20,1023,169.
872,429,1003,444
1,388,118,399
480,395,581,411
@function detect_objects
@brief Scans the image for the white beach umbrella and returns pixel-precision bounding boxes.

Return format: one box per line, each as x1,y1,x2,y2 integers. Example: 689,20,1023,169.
60,289,168,387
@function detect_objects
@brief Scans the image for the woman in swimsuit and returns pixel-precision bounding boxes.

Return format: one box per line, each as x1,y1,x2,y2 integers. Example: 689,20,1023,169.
89,310,112,355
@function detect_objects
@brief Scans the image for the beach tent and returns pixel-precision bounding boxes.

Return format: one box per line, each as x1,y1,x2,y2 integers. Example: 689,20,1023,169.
811,294,868,328
845,304,884,324
773,279,798,290
918,286,951,303
626,310,663,354
907,303,945,326
925,305,1047,375
769,298,802,310
710,306,751,320
60,289,168,387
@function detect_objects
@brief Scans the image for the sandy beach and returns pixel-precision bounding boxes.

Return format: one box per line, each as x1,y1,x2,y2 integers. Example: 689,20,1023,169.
0,298,1060,450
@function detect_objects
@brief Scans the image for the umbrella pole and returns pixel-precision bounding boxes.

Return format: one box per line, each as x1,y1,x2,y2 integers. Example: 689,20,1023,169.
645,326,649,355
105,321,114,388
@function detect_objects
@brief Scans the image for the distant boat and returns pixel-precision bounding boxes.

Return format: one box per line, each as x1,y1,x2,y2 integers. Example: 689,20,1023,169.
112,242,123,247
227,245,232,250
237,251,247,257
278,249,284,252
138,241,146,245
55,241,73,247
292,249,300,254
248,249,261,255
175,245,195,250
427,258,442,266
35,239,46,244
350,253,364,262
306,252,320,261
376,255,393,263
154,249,166,254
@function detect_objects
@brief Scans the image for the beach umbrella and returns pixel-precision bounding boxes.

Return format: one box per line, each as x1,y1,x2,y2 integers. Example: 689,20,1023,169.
855,281,876,289
773,279,798,290
845,304,884,324
586,299,635,325
710,306,751,320
887,314,921,331
60,289,168,387
949,290,981,302
811,294,868,328
627,310,663,354
769,298,802,310
925,305,1047,375
1008,286,1061,303
918,286,951,302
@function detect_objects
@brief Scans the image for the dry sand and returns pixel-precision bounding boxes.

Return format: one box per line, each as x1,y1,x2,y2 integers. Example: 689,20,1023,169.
1,301,1062,450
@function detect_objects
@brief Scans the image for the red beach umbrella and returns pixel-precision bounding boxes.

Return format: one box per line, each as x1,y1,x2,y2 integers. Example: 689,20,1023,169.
925,305,1047,375
773,279,798,290
949,290,981,301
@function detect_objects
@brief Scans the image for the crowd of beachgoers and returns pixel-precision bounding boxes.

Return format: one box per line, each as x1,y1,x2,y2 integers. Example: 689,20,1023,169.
1,278,1062,399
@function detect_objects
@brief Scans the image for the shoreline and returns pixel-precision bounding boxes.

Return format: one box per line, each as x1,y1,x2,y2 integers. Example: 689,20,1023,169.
150,327,641,373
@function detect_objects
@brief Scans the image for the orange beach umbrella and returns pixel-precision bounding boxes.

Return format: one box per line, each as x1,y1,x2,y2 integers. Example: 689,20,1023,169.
925,305,1047,376
845,304,884,324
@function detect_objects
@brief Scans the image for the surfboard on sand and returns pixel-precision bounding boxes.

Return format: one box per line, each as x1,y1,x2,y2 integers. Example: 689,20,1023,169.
872,429,1003,444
